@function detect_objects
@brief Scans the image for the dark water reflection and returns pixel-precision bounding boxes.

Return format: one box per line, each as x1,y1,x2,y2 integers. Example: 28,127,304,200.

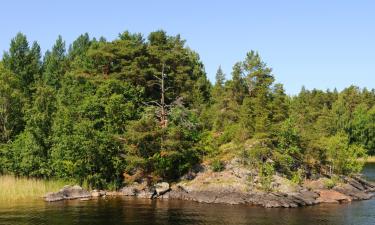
1,163,375,225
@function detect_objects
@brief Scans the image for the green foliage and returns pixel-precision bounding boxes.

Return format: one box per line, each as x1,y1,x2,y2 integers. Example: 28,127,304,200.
49,76,143,188
247,139,273,163
291,169,304,185
324,176,340,189
321,132,367,175
215,66,225,87
124,109,161,176
0,31,373,190
0,64,25,142
123,104,202,181
259,162,275,192
242,51,274,136
199,131,219,157
351,105,375,154
154,105,201,180
211,159,225,172
9,85,56,177
273,118,303,177
270,83,289,125
10,131,48,177
43,36,67,88
2,33,41,95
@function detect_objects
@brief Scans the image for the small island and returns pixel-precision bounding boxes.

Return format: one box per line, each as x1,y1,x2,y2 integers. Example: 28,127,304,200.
45,160,375,208
0,31,374,208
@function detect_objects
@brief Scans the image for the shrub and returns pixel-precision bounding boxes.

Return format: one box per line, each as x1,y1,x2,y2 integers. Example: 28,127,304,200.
211,159,225,172
259,162,275,192
291,169,304,185
324,176,340,189
322,132,367,175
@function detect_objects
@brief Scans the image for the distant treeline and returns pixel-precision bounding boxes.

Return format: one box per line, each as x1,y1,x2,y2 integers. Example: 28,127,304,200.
0,31,373,189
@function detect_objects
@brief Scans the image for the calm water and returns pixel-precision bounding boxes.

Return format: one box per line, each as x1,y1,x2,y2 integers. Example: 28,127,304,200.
1,164,375,225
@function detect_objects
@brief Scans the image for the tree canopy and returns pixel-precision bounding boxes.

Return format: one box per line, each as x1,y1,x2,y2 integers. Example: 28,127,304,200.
0,31,373,189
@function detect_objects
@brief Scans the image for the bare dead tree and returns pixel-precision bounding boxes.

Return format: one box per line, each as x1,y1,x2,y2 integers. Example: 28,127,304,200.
144,63,187,128
159,64,167,128
144,63,174,128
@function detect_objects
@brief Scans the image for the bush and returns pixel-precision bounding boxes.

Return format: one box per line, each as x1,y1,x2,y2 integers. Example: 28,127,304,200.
322,132,367,175
211,159,225,172
272,151,293,177
291,169,304,185
218,124,241,145
199,131,219,157
259,162,275,192
324,176,340,189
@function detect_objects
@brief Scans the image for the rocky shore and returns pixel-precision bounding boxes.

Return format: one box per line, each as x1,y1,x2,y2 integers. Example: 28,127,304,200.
44,185,91,202
44,161,375,208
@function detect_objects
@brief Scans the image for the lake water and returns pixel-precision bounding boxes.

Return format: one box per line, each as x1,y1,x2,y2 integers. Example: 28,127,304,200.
1,164,375,225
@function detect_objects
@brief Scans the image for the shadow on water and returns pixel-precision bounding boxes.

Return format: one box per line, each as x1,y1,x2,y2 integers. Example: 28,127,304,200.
1,163,375,225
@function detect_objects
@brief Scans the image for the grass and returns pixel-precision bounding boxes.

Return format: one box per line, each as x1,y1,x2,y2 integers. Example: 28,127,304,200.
0,175,71,202
358,156,375,163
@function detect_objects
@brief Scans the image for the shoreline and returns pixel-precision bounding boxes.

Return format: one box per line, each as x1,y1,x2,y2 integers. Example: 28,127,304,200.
4,162,375,208
43,176,375,208
114,176,375,208
44,164,375,208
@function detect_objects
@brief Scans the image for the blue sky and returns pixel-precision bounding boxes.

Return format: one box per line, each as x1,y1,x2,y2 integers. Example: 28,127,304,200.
1,0,374,94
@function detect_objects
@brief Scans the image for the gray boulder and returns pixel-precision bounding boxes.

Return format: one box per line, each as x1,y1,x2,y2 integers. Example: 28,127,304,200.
137,188,156,199
44,191,65,202
155,182,170,196
91,190,106,197
120,183,141,196
44,185,91,202
334,183,373,200
120,182,157,199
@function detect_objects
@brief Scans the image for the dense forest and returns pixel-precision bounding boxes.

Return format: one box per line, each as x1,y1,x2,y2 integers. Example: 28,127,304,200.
0,31,374,189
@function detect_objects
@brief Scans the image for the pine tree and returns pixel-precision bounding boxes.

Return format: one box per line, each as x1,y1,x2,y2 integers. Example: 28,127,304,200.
43,36,66,88
242,51,274,136
230,62,246,104
215,66,225,87
0,63,25,143
68,33,92,73
271,83,289,124
2,33,41,95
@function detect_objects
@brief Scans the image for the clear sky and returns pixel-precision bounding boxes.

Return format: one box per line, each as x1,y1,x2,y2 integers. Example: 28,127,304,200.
1,0,374,94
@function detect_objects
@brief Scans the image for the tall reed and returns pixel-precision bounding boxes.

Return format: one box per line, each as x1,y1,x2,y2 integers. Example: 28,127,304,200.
0,175,70,202
358,156,375,163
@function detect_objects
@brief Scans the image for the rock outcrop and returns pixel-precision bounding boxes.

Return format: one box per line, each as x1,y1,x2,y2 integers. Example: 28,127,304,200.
44,161,375,207
44,185,91,202
120,183,143,196
155,182,170,196
155,160,375,207
91,190,106,197
316,190,351,203
118,182,170,199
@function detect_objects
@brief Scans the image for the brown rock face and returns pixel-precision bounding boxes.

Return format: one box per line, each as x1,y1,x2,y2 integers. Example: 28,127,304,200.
316,190,352,203
303,178,330,190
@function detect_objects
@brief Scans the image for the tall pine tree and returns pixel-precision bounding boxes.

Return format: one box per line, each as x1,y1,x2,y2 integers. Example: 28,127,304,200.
2,33,41,96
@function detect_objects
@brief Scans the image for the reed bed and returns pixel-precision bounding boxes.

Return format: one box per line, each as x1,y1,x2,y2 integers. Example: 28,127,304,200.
358,156,375,163
0,175,70,202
